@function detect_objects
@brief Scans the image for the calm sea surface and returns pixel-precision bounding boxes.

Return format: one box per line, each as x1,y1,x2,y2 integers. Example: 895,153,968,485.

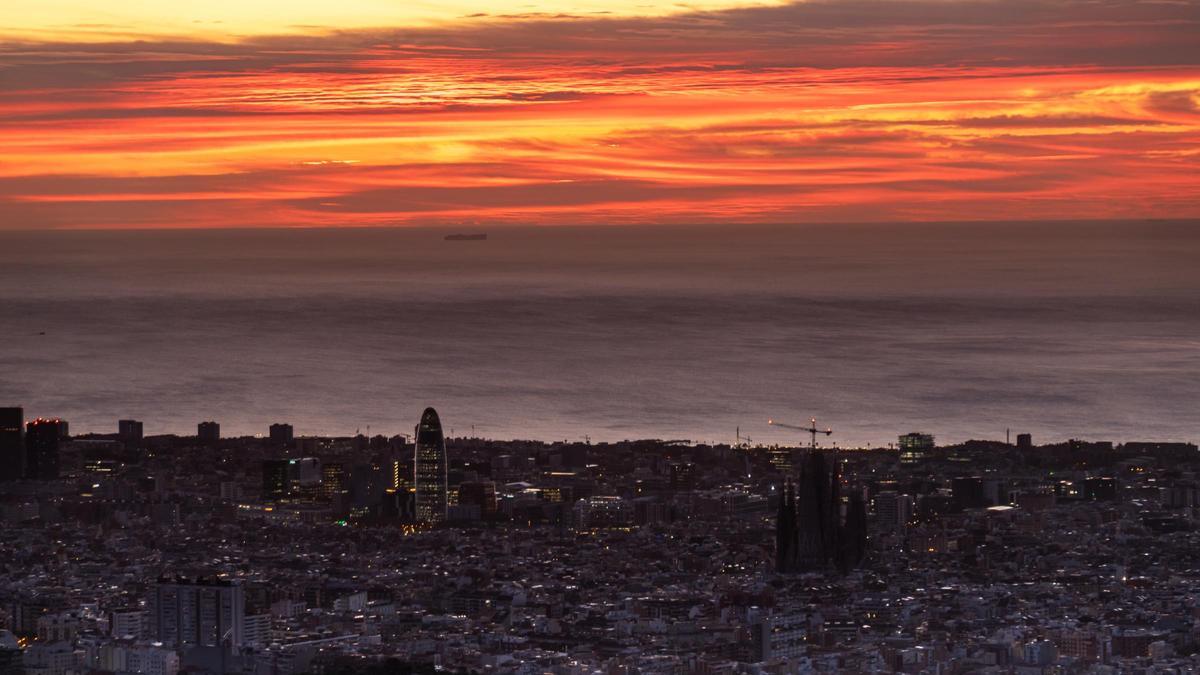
0,221,1197,447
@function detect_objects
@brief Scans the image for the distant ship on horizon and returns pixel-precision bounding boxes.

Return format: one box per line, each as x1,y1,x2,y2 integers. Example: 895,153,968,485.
444,233,487,241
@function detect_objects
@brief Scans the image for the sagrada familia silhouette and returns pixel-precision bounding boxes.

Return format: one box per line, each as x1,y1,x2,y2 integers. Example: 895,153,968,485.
775,450,867,574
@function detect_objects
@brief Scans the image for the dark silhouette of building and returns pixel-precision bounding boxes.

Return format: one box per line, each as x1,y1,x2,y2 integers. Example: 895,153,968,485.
0,407,23,481
25,418,65,480
118,419,144,447
262,460,290,500
197,421,220,443
378,487,415,522
0,635,20,675
414,407,448,523
1016,433,1033,449
952,476,987,509
1084,477,1118,501
670,462,696,492
838,492,868,574
776,451,866,574
269,423,293,447
458,481,498,520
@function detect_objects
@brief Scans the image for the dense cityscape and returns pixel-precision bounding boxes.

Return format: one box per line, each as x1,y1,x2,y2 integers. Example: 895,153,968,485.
3,405,1200,674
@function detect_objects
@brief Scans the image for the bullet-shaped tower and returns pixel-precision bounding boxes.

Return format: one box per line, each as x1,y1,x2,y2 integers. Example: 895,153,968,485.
414,407,448,523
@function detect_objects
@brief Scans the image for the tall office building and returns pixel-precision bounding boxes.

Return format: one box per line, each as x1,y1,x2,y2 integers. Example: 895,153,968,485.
458,481,498,520
25,418,65,480
0,408,23,481
262,460,290,501
874,491,913,532
952,476,987,509
149,577,245,649
118,419,144,446
197,421,220,443
321,462,347,501
898,432,935,464
414,407,448,523
268,423,293,447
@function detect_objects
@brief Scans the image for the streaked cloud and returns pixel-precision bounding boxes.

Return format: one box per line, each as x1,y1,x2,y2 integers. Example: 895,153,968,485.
0,0,1197,228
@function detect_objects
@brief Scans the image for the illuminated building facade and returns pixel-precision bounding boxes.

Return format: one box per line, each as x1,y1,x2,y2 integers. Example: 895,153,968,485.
414,407,448,523
898,432,935,464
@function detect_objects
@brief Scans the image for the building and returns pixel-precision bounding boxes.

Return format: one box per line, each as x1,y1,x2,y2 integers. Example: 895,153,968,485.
126,644,179,675
197,421,220,443
573,496,632,528
767,447,796,476
1023,640,1058,666
149,576,245,648
289,457,321,496
898,432,934,464
118,419,144,446
0,408,23,481
320,462,347,501
25,418,65,480
0,630,20,675
669,462,697,492
98,642,179,675
1084,476,1118,501
269,423,294,447
776,451,867,574
23,641,76,675
458,481,498,520
874,491,913,531
1016,433,1033,449
952,476,987,509
242,614,271,647
262,460,290,500
747,608,807,662
36,612,80,642
110,608,145,639
391,457,413,492
414,407,448,523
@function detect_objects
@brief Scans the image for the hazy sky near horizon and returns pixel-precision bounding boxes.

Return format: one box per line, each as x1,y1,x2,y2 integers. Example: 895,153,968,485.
1,0,1198,228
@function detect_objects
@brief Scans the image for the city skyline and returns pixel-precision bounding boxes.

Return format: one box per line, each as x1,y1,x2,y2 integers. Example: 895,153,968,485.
4,399,1199,672
1,0,1198,673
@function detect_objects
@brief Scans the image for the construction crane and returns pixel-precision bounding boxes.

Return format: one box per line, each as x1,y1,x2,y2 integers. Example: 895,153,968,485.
768,417,833,450
736,426,753,449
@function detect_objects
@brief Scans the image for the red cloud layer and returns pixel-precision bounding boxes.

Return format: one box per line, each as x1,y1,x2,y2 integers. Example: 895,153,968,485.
0,0,1198,228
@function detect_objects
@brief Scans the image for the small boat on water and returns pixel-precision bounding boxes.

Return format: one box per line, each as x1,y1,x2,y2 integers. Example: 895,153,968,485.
444,233,487,241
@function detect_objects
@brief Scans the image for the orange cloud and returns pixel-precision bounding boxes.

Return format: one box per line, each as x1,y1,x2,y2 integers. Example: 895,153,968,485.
0,0,1198,228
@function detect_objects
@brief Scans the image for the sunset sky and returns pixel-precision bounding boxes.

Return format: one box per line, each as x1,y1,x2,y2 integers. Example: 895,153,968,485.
1,0,1198,228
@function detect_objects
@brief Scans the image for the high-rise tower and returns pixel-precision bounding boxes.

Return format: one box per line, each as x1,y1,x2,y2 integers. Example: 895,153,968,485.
0,408,23,481
149,576,245,648
414,407,448,523
26,418,65,480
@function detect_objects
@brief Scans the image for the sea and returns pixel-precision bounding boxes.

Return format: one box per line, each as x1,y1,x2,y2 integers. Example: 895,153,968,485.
1,221,1197,447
